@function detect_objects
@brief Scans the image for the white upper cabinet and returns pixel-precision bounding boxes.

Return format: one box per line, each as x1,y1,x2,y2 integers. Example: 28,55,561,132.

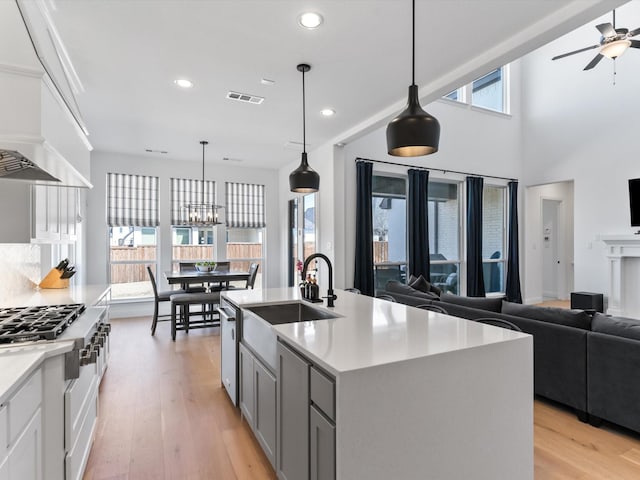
0,1,92,188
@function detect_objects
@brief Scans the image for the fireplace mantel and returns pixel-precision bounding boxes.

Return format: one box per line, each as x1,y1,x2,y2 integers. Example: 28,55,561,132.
601,235,640,317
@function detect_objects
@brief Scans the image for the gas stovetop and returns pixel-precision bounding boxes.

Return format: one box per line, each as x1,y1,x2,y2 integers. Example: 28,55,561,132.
0,304,86,344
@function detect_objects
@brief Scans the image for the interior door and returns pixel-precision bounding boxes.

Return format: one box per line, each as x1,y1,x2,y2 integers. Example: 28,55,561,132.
542,199,561,299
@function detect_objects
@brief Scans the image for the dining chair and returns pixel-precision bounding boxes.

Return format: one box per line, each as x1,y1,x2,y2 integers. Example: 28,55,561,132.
415,304,449,314
148,266,188,336
178,262,208,293
207,261,231,291
226,263,259,290
474,318,523,332
375,294,396,302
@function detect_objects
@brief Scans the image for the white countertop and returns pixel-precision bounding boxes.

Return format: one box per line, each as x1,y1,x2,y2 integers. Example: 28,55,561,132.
0,341,75,405
223,288,529,376
0,284,110,308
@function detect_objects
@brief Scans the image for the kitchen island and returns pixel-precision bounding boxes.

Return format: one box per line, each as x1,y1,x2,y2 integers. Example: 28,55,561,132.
222,288,533,480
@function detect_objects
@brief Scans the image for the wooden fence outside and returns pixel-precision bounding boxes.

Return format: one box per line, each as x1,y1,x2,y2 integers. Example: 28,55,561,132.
110,243,263,284
374,241,388,264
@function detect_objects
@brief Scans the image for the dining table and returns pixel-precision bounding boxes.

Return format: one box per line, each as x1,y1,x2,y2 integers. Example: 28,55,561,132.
165,269,251,290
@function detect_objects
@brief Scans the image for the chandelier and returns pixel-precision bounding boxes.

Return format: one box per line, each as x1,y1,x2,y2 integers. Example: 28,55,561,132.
183,140,224,225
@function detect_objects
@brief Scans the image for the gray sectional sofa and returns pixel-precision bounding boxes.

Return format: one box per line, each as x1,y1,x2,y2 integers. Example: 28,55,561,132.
383,281,640,434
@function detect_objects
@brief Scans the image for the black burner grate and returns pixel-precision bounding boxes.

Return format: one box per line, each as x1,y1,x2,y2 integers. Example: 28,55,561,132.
0,304,86,343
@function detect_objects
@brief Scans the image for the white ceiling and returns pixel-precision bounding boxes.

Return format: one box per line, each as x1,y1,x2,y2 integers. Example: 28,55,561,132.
49,0,623,169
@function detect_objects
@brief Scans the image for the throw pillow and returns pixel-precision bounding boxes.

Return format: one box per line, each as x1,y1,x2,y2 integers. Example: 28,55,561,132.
591,312,640,340
409,274,443,296
385,280,438,300
501,301,591,330
408,275,430,293
440,293,503,312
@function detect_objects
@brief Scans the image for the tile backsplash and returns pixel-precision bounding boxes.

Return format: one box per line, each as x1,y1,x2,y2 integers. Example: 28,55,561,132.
0,244,41,302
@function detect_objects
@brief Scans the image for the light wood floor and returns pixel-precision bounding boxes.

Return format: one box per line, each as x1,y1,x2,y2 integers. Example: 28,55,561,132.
84,315,640,480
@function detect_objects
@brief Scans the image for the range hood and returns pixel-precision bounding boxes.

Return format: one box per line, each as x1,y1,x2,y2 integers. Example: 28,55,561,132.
0,149,60,182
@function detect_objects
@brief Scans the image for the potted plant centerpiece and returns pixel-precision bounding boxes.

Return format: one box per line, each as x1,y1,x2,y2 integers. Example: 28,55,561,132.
195,261,216,272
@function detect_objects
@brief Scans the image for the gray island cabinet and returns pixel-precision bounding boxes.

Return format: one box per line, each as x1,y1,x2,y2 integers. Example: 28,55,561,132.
277,340,335,480
222,287,534,480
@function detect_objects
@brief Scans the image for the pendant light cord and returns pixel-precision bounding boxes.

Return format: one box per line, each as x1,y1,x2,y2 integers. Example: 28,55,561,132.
302,68,307,154
201,141,207,204
412,0,415,86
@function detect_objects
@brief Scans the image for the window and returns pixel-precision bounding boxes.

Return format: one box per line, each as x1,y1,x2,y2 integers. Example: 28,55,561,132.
171,178,216,271
225,182,266,288
428,180,461,294
472,68,504,112
482,185,507,293
171,226,214,272
106,173,159,300
443,87,464,103
288,193,317,286
226,228,263,289
441,65,509,114
372,175,407,290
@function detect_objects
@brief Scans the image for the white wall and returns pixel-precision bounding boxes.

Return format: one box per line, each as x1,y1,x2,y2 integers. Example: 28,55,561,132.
337,61,523,291
521,1,640,298
86,151,281,293
524,182,574,304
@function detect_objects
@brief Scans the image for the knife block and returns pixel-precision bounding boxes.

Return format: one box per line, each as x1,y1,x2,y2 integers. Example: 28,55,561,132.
39,268,69,289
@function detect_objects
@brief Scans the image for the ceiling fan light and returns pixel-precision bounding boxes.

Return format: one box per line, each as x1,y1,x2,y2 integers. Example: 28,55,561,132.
289,152,319,193
600,39,631,58
387,85,440,157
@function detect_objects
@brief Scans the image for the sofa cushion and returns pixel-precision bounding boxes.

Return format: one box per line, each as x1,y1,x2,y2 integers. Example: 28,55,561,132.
501,301,591,330
408,275,442,296
440,293,503,313
385,281,438,300
591,312,640,340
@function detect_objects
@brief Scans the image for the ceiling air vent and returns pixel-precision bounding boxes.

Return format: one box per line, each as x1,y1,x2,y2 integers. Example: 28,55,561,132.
226,91,264,105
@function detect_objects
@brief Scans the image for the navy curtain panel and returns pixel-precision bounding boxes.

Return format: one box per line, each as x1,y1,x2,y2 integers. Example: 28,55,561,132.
354,161,375,296
408,169,430,280
466,176,485,297
505,181,523,303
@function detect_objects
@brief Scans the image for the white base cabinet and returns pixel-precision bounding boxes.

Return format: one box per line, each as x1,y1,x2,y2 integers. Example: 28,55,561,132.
8,409,42,480
0,368,43,480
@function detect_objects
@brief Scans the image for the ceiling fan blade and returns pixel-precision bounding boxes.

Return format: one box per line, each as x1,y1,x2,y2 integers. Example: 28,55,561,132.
630,40,640,49
552,44,599,60
596,22,616,37
628,27,640,37
583,53,604,70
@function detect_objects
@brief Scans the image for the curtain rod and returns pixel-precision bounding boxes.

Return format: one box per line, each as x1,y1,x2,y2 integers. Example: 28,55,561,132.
355,157,517,182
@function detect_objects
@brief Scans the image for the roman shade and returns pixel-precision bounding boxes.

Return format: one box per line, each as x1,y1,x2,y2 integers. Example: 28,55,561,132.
170,177,216,225
107,173,159,227
225,182,266,228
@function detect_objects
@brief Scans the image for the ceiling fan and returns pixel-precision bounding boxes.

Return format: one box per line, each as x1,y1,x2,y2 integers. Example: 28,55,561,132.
552,10,640,70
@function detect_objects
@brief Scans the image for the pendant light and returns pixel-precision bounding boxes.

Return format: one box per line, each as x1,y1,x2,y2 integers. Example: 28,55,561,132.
183,140,225,225
289,63,320,193
386,0,440,157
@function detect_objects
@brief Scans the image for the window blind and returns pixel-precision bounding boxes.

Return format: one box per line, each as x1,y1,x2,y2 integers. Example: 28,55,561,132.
225,182,266,228
107,173,159,227
170,178,216,225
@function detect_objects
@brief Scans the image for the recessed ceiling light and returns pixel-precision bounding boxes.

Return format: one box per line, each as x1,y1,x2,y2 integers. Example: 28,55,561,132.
320,108,335,117
298,12,323,29
174,79,193,88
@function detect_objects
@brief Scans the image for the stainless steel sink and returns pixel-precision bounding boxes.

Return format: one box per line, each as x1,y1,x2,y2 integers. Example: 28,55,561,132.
245,302,339,325
241,302,339,371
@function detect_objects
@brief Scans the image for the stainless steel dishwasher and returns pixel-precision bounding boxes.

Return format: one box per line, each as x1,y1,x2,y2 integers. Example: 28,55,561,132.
219,298,240,405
